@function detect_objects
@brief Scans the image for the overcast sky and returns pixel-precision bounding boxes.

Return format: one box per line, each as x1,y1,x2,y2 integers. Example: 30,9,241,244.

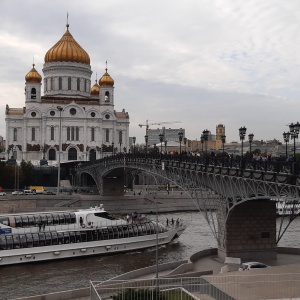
0,0,299,144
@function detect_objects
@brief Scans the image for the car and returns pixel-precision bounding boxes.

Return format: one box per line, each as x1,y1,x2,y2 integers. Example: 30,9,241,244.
0,192,6,196
43,191,56,195
239,262,268,271
12,191,23,195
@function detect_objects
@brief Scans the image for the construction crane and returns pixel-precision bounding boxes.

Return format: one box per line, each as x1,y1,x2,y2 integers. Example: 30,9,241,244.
138,119,182,135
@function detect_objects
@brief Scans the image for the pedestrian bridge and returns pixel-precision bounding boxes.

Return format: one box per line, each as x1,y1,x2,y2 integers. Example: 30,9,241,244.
76,154,300,261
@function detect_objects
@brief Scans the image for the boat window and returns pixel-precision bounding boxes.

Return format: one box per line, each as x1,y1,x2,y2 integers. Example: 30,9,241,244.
52,214,59,225
38,233,46,246
108,227,114,239
64,213,71,224
148,222,155,234
58,213,65,224
57,232,64,244
80,231,87,242
137,224,143,235
51,232,58,245
117,226,124,238
19,234,27,248
6,235,13,249
34,215,41,226
63,232,70,244
144,223,151,235
112,227,119,239
45,232,52,246
69,231,75,243
70,212,76,223
32,233,39,247
45,214,53,225
9,216,15,227
26,234,33,248
127,225,134,237
28,215,35,226
94,212,115,220
75,231,81,243
97,229,103,240
20,216,28,228
0,216,10,226
40,215,47,225
13,235,20,248
86,230,93,241
122,226,129,238
131,224,138,236
15,216,22,228
92,230,98,241
0,236,6,250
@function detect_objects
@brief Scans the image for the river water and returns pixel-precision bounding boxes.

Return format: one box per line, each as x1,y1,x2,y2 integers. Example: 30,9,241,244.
1,212,299,300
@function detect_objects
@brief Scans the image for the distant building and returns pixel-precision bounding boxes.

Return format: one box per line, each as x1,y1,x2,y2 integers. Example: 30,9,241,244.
147,127,185,145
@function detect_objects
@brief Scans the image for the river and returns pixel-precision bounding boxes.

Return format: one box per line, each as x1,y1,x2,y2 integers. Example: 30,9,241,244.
0,212,299,300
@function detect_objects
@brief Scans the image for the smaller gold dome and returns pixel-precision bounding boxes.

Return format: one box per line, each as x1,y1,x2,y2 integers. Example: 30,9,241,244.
25,64,42,83
91,80,100,95
99,68,114,87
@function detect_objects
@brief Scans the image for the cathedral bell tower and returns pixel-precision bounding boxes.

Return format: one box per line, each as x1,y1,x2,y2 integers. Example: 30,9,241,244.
25,64,42,102
99,64,114,110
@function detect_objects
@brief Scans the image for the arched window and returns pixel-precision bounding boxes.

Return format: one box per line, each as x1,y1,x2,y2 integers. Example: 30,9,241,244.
67,127,70,140
91,127,95,141
68,77,71,90
89,149,96,162
51,78,54,90
105,91,110,102
59,77,62,90
13,128,17,141
50,127,55,141
77,78,80,91
31,128,36,141
68,148,77,161
106,129,109,142
31,88,36,99
49,149,56,160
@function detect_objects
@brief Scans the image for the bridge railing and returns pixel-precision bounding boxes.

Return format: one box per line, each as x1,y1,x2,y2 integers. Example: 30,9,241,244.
82,153,297,175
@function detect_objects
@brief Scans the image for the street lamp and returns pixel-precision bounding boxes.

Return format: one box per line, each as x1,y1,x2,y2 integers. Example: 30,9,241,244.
283,132,290,159
132,137,136,157
159,133,164,157
289,122,300,160
248,133,254,158
119,141,122,153
112,142,114,156
145,135,148,158
239,126,247,162
57,106,63,195
164,140,167,153
178,131,183,161
184,137,187,153
200,134,204,154
202,129,209,158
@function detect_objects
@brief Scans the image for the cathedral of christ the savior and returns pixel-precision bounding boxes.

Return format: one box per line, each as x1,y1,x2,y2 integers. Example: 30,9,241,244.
5,23,130,167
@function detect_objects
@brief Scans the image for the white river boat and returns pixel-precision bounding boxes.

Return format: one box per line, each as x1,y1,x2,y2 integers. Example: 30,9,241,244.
0,205,186,266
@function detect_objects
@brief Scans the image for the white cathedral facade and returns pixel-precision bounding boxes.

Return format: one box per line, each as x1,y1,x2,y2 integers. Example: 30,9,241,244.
5,23,130,166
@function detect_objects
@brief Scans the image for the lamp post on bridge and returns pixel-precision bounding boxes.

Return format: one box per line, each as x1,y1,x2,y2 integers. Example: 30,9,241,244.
221,135,226,166
164,140,167,153
202,129,209,165
184,137,187,153
145,135,148,159
200,134,204,154
283,132,290,160
289,122,300,161
239,126,247,168
178,131,183,161
112,142,114,156
159,133,164,159
248,133,254,158
132,137,136,158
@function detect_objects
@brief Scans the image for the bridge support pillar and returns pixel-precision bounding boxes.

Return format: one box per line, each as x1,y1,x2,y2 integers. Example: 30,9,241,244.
218,199,277,261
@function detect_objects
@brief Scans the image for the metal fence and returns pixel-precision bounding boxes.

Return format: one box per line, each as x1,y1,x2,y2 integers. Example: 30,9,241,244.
90,273,300,300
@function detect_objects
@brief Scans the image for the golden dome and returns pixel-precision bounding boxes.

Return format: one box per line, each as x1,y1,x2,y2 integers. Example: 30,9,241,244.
99,68,114,87
91,80,100,95
44,24,90,65
25,64,42,83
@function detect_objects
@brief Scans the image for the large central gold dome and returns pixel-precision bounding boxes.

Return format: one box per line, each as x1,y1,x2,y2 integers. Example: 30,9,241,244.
44,24,90,65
